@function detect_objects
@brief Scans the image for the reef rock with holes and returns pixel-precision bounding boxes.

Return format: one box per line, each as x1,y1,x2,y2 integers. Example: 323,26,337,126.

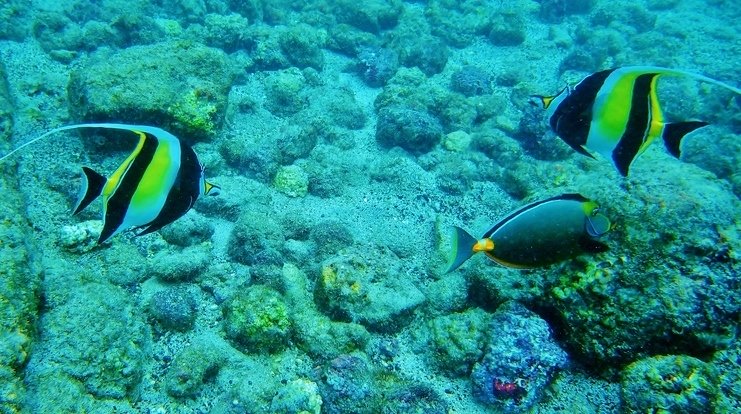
471,301,568,412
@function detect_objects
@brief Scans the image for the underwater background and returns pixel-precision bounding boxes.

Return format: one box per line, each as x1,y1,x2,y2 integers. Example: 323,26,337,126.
0,0,739,413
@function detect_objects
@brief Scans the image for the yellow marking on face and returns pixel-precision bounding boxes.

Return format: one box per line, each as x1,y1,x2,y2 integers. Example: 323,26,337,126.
541,95,556,109
581,200,599,216
473,238,495,253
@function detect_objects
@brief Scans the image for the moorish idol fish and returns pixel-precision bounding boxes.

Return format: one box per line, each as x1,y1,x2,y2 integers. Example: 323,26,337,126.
0,123,220,244
534,66,741,176
445,193,611,272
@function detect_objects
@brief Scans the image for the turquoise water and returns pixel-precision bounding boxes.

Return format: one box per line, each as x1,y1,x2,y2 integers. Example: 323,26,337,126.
0,1,739,413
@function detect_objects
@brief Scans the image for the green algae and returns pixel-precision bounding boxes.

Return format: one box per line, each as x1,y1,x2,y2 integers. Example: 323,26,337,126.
223,285,293,353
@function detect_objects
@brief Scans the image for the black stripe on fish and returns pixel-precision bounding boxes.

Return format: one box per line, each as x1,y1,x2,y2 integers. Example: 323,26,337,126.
612,73,657,177
137,143,202,237
550,69,616,155
99,132,159,243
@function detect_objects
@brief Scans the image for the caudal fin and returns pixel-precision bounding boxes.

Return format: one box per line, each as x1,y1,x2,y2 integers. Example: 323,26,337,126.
445,226,479,273
662,121,708,158
72,166,106,215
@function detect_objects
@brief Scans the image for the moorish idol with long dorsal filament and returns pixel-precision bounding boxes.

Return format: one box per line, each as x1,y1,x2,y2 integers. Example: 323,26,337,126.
0,123,220,244
445,193,612,272
533,66,741,176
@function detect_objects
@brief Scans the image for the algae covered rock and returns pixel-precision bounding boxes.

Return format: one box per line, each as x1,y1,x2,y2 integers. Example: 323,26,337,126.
270,378,323,414
546,164,740,371
621,355,718,414
158,212,215,247
331,0,402,33
0,61,12,147
149,286,198,332
0,119,39,414
319,353,376,414
424,308,491,376
356,46,399,87
150,245,211,283
281,262,370,361
165,340,227,398
264,67,308,117
227,209,284,266
488,11,527,46
27,283,150,399
450,66,492,97
471,302,568,412
426,0,494,47
223,285,292,353
279,23,327,70
316,248,425,333
274,165,309,197
68,41,234,141
712,347,741,413
376,106,443,154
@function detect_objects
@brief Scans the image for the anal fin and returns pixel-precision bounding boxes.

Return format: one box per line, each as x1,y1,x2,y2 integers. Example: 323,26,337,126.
662,121,708,158
73,166,106,215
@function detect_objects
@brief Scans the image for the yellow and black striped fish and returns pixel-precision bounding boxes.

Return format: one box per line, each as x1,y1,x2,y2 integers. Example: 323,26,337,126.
534,66,741,176
0,123,220,244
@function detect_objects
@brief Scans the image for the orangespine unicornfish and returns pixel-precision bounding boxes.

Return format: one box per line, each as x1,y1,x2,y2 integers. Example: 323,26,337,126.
533,66,741,176
0,123,220,244
445,194,612,272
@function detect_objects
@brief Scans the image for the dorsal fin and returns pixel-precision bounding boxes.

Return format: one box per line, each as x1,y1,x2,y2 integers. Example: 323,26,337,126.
617,66,741,95
0,123,177,163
